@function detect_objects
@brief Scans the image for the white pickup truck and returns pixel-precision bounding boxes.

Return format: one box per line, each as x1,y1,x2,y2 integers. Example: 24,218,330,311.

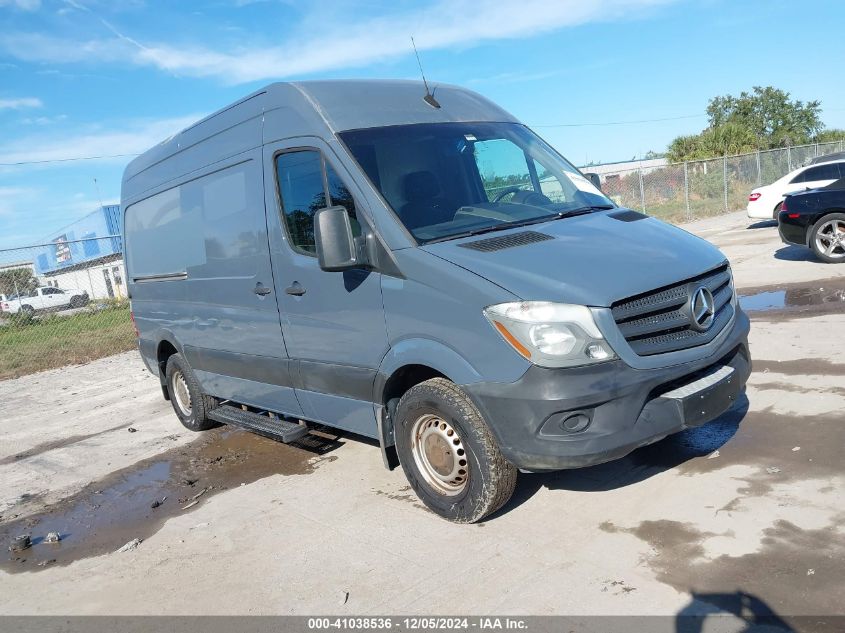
1,287,90,314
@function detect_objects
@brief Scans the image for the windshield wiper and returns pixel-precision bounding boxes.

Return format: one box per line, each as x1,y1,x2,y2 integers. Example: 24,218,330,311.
553,204,615,218
425,216,559,244
424,205,615,244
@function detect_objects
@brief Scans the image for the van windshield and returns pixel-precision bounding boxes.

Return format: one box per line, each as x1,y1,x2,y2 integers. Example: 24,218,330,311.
339,122,613,244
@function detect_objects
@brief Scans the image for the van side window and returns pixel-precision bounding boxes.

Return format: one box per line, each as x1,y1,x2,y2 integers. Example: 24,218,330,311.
326,163,361,237
125,162,261,280
276,150,359,254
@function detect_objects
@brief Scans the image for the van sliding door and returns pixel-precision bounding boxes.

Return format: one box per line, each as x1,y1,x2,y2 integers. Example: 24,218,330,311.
126,150,303,417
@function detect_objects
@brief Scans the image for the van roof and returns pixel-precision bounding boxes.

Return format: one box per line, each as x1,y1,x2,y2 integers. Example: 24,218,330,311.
122,80,517,192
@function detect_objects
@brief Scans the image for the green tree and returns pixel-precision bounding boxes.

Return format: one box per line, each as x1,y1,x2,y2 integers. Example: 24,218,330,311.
668,123,758,162
667,86,826,162
706,86,822,147
0,267,36,297
813,129,845,143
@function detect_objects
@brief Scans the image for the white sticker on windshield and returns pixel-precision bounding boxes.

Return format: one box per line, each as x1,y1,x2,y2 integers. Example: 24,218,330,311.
464,134,477,141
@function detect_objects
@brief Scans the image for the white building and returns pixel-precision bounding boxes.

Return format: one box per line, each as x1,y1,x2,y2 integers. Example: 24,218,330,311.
42,253,126,300
33,205,126,301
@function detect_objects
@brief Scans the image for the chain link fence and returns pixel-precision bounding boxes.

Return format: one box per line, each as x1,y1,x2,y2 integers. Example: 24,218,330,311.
596,140,845,222
0,236,135,380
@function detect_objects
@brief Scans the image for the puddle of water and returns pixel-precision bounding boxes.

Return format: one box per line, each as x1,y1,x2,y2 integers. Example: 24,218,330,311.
739,278,845,317
738,290,786,312
753,358,845,376
0,427,341,573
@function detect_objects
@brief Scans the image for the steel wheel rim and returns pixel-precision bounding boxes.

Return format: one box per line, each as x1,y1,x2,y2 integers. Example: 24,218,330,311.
816,220,845,259
171,370,192,416
410,413,468,496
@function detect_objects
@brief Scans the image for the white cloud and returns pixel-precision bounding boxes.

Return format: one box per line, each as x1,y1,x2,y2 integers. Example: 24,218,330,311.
0,97,42,110
0,186,35,216
0,31,127,64
0,114,201,167
0,0,41,10
0,0,674,84
20,114,68,125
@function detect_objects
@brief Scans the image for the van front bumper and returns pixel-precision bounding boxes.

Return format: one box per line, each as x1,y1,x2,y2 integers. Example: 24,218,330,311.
463,310,751,471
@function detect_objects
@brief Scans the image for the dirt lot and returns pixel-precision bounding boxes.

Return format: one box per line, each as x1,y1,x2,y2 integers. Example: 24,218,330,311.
0,212,843,626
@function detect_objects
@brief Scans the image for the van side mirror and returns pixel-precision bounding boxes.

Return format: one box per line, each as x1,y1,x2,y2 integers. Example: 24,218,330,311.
314,206,362,272
585,172,602,191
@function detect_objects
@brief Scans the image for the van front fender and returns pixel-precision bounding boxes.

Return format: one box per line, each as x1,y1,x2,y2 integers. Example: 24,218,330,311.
374,337,485,405
372,338,486,469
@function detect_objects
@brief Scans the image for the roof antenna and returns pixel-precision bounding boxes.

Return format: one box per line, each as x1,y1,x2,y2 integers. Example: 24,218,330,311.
411,36,440,109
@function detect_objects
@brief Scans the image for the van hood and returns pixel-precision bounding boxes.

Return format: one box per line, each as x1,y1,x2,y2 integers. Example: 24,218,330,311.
420,211,727,307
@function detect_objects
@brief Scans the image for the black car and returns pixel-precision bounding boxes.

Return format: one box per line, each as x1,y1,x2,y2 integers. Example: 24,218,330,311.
779,177,845,263
809,151,845,165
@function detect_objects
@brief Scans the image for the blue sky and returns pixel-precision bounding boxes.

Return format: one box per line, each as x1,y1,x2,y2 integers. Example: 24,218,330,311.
1,0,844,248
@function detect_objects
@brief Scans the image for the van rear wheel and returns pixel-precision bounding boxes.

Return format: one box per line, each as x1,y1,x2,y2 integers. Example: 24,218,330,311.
164,354,219,431
394,378,517,523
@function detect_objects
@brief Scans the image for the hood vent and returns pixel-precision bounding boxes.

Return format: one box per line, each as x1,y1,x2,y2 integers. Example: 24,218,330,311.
459,230,554,252
609,210,648,222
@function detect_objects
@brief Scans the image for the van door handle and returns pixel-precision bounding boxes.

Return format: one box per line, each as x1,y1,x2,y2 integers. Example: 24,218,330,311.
254,282,272,296
285,282,306,296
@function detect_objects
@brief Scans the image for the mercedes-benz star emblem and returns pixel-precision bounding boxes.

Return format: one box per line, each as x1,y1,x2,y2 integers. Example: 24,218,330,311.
690,286,715,331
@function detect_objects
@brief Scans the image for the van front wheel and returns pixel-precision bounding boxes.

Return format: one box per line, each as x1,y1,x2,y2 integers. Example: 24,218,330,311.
164,354,219,432
394,378,517,523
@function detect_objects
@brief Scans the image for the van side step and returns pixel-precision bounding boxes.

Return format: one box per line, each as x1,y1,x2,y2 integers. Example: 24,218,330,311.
208,405,309,444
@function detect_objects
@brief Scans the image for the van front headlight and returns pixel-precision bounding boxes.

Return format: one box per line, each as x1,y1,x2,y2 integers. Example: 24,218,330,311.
483,302,616,368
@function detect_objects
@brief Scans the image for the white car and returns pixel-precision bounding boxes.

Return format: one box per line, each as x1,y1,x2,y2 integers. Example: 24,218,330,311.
1,286,89,314
747,160,844,219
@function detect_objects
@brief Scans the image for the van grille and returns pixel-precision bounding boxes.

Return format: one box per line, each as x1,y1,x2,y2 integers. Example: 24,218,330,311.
611,265,733,356
459,231,553,252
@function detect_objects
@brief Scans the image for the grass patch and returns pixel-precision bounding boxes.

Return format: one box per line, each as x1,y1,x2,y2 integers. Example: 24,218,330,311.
0,305,136,381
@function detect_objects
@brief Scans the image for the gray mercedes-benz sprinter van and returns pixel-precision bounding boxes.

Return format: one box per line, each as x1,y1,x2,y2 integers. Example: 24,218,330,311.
122,80,750,523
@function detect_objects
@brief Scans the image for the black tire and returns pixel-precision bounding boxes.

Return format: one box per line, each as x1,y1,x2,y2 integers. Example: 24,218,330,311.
69,296,81,308
394,378,517,523
809,212,845,264
773,201,783,217
164,354,219,431
21,305,34,314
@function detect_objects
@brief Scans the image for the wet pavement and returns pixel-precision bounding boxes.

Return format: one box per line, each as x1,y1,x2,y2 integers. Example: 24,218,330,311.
587,292,845,621
579,397,845,622
0,427,340,573
739,277,845,318
1,212,844,619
